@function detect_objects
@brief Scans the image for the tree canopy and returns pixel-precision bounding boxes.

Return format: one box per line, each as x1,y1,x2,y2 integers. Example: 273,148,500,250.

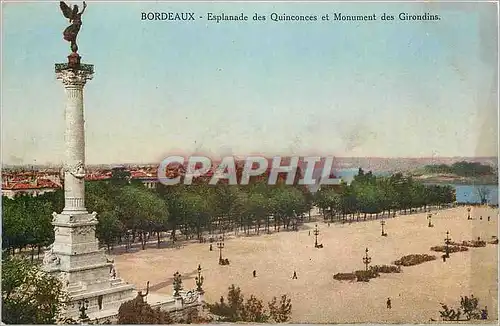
2,169,456,256
1,253,66,324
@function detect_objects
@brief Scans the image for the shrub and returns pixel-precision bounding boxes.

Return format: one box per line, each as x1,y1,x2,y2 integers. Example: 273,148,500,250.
430,245,468,253
2,255,67,324
450,240,486,248
117,294,173,324
333,272,356,281
208,284,291,323
439,295,485,321
354,269,379,282
393,254,436,266
241,295,269,323
370,264,402,273
268,295,292,323
469,240,486,247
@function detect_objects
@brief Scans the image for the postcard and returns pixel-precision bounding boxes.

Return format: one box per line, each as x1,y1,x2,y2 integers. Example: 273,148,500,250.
1,1,498,325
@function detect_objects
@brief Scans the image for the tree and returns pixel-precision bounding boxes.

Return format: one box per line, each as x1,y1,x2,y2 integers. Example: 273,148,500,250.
110,167,131,186
269,186,306,230
476,186,491,205
268,295,292,323
1,195,55,260
156,183,188,242
213,184,241,234
242,295,269,322
208,285,245,322
117,294,173,324
1,254,66,324
96,211,124,253
314,186,341,220
2,197,28,255
208,285,292,323
116,185,169,249
439,295,483,321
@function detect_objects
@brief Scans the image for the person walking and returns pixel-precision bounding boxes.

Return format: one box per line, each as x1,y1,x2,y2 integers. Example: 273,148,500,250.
481,306,488,320
292,271,297,279
386,298,392,309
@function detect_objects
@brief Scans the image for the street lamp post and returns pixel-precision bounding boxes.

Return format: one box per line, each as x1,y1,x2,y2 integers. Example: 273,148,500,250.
313,224,319,248
173,272,182,297
363,248,372,271
444,231,451,258
217,238,224,264
195,264,204,293
380,220,387,236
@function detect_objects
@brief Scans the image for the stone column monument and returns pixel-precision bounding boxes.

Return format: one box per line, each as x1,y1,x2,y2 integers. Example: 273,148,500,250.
43,1,136,321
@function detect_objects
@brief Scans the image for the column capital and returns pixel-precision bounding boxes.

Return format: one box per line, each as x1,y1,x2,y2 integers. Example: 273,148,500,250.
55,64,94,88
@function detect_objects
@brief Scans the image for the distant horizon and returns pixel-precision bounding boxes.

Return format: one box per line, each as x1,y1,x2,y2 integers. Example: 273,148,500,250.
2,155,497,169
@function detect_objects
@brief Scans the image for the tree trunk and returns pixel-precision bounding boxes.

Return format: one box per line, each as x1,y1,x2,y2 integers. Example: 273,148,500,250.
142,232,146,250
157,232,161,248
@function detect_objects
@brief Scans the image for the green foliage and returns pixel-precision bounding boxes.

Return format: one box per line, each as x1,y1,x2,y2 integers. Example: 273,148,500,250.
439,295,483,321
354,269,379,282
423,161,495,177
242,295,269,322
333,272,357,281
1,193,56,256
208,285,291,323
268,295,292,323
117,294,173,324
476,186,491,204
393,254,437,266
449,240,486,248
430,246,468,253
439,303,461,321
314,169,455,219
370,264,402,273
1,254,67,324
2,167,457,256
97,211,124,253
110,167,131,186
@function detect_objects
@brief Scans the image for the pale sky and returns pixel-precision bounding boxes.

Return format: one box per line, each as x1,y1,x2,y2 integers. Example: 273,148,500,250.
1,1,498,165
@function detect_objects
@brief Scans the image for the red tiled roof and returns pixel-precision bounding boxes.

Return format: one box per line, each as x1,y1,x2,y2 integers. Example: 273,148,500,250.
131,171,149,178
2,179,61,190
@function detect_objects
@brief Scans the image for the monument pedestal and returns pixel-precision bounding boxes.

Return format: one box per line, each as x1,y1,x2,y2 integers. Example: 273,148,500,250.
45,211,135,319
43,62,136,321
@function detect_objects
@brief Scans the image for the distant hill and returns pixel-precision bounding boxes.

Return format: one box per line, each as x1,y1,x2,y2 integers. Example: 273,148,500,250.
327,157,497,174
410,161,498,185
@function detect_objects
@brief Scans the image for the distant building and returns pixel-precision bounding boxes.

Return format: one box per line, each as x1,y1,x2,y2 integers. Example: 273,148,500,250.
2,179,61,199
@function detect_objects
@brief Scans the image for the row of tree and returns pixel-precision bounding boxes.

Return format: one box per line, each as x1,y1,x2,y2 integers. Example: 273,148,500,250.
422,161,496,177
2,168,456,255
315,169,456,221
